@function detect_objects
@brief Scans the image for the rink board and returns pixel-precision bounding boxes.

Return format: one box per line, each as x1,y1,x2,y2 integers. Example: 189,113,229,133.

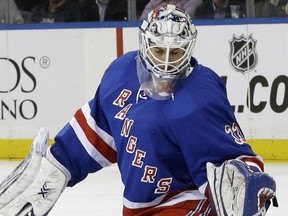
0,139,287,160
0,19,287,159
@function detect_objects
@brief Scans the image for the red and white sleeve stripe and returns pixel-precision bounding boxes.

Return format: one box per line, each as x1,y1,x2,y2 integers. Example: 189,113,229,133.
70,103,117,167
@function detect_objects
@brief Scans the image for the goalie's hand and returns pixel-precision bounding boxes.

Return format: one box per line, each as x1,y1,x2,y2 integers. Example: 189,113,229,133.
0,127,67,216
206,159,278,216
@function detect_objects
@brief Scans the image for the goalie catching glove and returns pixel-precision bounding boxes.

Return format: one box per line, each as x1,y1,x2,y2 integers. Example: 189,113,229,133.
207,159,278,216
0,127,68,216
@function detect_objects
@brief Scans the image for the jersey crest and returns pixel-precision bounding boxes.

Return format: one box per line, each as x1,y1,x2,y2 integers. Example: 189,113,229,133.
113,88,173,194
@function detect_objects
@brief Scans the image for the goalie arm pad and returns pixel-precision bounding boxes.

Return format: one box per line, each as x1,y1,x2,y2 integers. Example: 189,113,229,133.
206,159,278,216
0,127,70,216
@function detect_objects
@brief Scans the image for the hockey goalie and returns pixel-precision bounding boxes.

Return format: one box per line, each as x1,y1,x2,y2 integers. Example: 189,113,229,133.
0,3,278,216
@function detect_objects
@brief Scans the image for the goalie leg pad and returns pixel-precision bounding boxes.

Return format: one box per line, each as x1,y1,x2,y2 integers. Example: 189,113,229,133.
0,127,67,216
0,157,67,216
0,127,49,209
206,160,277,216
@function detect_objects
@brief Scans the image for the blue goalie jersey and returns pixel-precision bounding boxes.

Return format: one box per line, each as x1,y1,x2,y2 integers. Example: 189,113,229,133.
50,50,261,215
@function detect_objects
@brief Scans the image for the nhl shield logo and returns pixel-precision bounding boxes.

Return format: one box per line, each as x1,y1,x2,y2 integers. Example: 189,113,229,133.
229,34,258,74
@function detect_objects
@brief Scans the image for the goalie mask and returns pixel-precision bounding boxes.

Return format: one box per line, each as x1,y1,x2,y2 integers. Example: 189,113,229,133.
137,4,197,100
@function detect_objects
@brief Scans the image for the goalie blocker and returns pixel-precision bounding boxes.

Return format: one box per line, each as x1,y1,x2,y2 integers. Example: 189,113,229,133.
207,159,278,216
0,127,69,216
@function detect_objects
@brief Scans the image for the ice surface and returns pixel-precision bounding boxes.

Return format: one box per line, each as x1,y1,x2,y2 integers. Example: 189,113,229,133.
0,161,287,215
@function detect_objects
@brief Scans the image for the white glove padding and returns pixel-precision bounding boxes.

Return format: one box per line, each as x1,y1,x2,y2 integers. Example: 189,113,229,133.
206,159,277,216
0,127,67,216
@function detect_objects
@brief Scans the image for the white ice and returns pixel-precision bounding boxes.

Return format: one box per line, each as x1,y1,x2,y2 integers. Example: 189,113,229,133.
0,161,287,215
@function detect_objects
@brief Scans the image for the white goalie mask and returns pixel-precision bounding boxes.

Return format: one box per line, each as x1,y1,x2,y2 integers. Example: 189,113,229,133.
137,4,197,100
